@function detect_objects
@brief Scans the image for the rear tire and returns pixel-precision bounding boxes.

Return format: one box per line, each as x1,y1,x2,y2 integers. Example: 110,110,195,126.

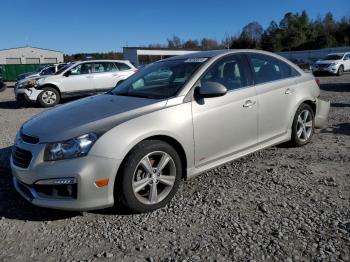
290,103,314,147
116,140,182,213
38,87,60,107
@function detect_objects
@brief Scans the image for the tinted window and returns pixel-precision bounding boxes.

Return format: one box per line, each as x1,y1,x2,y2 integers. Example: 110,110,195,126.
111,58,206,99
324,54,343,60
93,62,118,73
70,63,92,75
248,54,299,84
116,62,131,71
201,54,249,91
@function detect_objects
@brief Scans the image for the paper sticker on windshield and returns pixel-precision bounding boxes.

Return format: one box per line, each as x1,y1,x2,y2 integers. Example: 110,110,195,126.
184,58,208,63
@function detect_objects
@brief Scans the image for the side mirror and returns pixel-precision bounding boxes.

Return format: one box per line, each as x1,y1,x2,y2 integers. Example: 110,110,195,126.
63,70,71,77
199,81,227,98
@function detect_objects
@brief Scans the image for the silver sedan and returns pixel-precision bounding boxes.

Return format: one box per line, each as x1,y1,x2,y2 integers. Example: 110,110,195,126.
11,50,330,213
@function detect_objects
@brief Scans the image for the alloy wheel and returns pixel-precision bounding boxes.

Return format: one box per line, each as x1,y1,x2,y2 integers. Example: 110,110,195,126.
132,151,176,205
296,109,313,142
42,90,57,105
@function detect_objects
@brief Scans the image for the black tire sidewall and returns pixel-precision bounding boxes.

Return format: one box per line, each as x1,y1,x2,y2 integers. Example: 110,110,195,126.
38,87,60,107
291,103,315,146
117,140,182,213
337,65,344,76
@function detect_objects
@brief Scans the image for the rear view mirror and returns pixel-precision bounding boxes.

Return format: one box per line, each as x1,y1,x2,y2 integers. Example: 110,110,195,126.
199,81,227,98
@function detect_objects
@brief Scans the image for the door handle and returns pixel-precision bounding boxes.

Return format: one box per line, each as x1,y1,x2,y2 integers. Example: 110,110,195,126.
243,100,256,108
285,88,294,94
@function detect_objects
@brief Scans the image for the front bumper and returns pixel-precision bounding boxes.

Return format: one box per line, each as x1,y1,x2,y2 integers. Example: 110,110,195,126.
15,86,42,102
312,65,339,74
315,98,330,129
11,142,122,211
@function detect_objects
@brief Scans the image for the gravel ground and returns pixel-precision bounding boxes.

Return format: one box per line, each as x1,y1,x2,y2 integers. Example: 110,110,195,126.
0,75,349,261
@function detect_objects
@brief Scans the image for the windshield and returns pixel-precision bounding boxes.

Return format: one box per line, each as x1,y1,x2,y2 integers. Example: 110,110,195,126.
323,54,343,60
110,58,207,99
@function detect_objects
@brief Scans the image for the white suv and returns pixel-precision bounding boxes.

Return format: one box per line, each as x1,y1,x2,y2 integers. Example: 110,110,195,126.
312,52,350,76
15,60,137,107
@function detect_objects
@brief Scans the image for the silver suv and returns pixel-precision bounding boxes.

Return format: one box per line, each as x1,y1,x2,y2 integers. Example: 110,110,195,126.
11,50,330,213
15,60,137,107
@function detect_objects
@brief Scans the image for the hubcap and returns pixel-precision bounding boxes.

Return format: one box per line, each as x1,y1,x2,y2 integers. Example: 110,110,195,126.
42,91,56,104
296,109,313,142
132,151,176,205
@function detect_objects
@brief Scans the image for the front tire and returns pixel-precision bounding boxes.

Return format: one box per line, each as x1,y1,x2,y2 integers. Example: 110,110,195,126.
337,65,344,76
290,103,314,146
116,140,182,213
38,87,60,107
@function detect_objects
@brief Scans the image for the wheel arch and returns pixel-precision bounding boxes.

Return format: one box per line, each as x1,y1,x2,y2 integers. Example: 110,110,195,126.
116,134,188,181
288,98,316,129
37,84,61,97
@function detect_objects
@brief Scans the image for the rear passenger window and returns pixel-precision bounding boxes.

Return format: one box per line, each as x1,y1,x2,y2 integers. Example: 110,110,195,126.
201,54,249,91
93,62,118,73
116,62,131,71
248,54,300,85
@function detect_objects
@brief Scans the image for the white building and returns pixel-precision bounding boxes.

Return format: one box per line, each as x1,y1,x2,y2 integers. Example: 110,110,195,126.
123,47,200,67
0,46,64,64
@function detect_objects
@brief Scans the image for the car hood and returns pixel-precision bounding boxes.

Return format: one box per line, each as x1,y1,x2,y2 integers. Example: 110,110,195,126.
315,60,340,64
22,94,167,142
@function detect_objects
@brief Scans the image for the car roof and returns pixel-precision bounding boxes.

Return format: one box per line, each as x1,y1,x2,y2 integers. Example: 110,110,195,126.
78,60,130,63
163,49,288,61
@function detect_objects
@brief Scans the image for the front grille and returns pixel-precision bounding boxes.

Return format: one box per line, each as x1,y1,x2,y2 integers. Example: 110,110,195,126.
318,64,330,68
12,147,32,168
21,132,39,144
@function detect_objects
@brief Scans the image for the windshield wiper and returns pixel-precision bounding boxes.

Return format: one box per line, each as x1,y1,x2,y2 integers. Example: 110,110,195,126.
114,92,158,99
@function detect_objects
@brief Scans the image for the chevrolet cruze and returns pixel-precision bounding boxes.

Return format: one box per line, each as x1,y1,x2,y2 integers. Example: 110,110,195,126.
11,50,330,213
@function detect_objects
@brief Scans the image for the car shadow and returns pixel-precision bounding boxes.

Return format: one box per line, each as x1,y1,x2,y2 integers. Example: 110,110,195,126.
320,83,350,92
331,102,350,108
321,123,350,136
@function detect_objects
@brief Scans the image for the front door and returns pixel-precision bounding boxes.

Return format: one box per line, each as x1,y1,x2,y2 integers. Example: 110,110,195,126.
60,62,94,93
191,54,258,167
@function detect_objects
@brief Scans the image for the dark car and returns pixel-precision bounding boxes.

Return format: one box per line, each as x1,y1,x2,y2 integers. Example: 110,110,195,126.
0,76,6,92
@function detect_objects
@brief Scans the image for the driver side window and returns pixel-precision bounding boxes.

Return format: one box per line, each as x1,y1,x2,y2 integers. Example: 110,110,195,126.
201,54,249,91
70,63,92,75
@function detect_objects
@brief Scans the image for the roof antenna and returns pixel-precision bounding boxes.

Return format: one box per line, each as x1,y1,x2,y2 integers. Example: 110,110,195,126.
25,36,29,47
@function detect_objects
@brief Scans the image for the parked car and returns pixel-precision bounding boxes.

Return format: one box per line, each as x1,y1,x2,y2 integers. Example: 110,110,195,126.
312,52,350,76
0,76,6,92
11,50,330,213
14,60,137,107
16,63,68,81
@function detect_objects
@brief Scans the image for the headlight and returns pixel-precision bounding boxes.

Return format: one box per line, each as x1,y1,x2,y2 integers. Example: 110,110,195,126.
44,133,98,161
18,79,38,89
330,63,337,67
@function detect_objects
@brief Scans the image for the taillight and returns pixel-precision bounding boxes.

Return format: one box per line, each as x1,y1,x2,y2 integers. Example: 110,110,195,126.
133,69,139,74
315,78,320,88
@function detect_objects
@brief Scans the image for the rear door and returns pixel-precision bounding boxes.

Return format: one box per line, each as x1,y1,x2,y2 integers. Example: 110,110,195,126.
192,54,258,167
59,62,94,93
247,53,300,143
91,62,119,91
343,54,350,71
